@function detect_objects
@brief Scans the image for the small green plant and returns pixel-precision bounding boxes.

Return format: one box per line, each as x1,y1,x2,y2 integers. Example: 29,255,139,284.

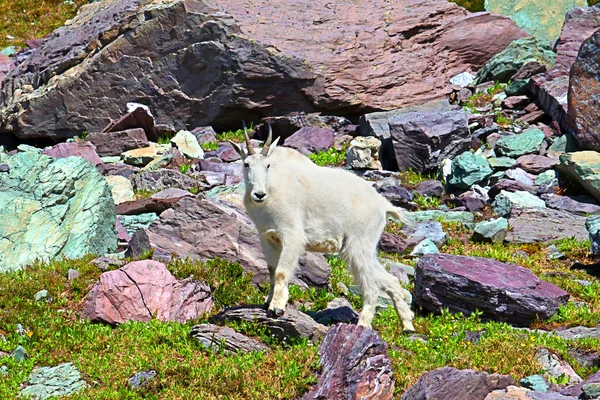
398,168,434,188
413,194,441,210
201,141,219,151
216,124,254,143
157,134,175,145
487,81,506,96
495,113,512,128
134,188,160,199
308,147,347,167
79,130,88,139
178,163,192,174
465,92,492,110
447,0,484,12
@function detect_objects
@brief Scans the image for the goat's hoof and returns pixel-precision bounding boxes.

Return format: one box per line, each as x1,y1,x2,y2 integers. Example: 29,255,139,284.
267,308,284,318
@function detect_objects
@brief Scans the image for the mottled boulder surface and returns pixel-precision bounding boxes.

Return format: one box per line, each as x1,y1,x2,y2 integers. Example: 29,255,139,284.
0,151,116,272
414,254,570,326
81,260,213,325
0,0,525,141
401,367,514,400
301,324,394,400
190,324,269,354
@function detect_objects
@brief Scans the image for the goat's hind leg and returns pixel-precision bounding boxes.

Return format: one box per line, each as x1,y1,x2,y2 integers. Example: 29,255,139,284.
376,261,415,332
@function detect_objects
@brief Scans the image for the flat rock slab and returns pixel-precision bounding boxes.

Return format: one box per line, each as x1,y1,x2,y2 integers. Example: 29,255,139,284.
506,207,588,243
487,385,577,399
20,362,87,400
87,128,149,157
130,168,198,192
190,323,269,354
125,197,331,288
542,193,600,216
81,260,213,325
42,141,103,166
401,367,514,400
301,324,394,400
0,151,116,272
559,151,600,202
211,305,327,342
553,325,600,340
414,254,569,326
115,196,184,215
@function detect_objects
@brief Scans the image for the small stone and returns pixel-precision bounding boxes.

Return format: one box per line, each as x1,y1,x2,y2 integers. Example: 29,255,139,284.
415,180,445,197
583,383,600,399
547,244,566,260
346,136,381,170
488,157,516,170
314,298,359,325
67,269,80,281
122,144,170,166
587,215,600,256
519,374,548,392
170,130,204,159
472,218,509,244
117,213,159,237
410,238,439,257
406,222,447,246
34,290,49,302
450,71,476,87
559,151,600,202
516,154,558,174
506,167,536,186
535,170,558,186
90,256,126,271
408,210,475,224
0,164,9,173
10,345,28,362
105,175,136,205
448,152,493,189
128,370,157,389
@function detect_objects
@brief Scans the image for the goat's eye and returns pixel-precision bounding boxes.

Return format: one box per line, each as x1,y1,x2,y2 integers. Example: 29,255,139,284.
266,163,270,169
244,163,249,168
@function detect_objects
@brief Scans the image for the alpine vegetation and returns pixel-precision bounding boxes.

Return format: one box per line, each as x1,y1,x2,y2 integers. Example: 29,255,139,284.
231,123,415,332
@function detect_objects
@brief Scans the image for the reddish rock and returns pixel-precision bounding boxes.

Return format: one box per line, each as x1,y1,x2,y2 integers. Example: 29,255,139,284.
447,196,485,212
488,179,538,199
568,29,600,151
125,197,331,288
115,197,183,215
86,128,149,157
81,260,213,325
414,254,569,326
215,142,240,162
502,95,530,110
529,70,570,132
379,232,422,254
401,367,514,400
515,154,558,173
42,141,103,166
283,127,334,155
102,106,157,142
115,218,131,242
302,324,394,400
0,54,13,84
556,5,600,71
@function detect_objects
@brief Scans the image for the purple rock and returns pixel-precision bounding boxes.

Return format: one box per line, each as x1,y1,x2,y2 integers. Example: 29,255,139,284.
190,126,217,144
561,370,600,397
507,207,588,243
150,188,194,200
301,324,394,400
416,180,445,197
195,160,243,185
516,154,558,174
86,128,148,157
283,127,334,155
414,254,570,326
43,141,103,166
448,196,485,211
542,193,600,216
489,179,538,199
216,142,241,162
0,163,9,173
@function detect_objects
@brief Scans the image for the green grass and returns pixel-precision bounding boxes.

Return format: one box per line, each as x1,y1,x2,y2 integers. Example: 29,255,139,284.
397,168,436,189
200,142,219,152
216,126,253,143
448,0,485,12
178,163,191,174
308,147,347,167
157,134,175,145
413,194,441,210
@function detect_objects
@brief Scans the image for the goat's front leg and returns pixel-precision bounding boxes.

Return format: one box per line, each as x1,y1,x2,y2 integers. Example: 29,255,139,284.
267,241,303,318
260,236,281,309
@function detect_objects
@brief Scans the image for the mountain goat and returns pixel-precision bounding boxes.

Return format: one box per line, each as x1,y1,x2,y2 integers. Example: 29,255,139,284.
230,123,415,332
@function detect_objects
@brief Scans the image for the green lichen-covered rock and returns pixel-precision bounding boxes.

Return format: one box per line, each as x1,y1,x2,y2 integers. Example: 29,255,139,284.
583,383,600,399
19,362,87,399
496,128,545,158
472,218,509,244
448,152,493,189
488,157,516,170
0,152,117,272
493,190,546,216
117,213,159,237
407,210,475,224
486,0,586,42
535,169,559,186
519,374,548,392
547,133,579,160
475,37,555,84
586,215,600,256
559,151,600,202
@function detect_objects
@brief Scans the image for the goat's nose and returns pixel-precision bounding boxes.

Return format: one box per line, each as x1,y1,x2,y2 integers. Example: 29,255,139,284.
254,192,266,200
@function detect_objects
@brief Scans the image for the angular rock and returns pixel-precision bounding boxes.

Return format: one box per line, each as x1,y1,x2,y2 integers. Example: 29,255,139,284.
0,0,525,141
472,218,509,244
402,367,515,400
408,210,475,224
42,141,103,166
117,213,158,237
405,222,447,246
485,0,586,42
0,53,13,85
562,370,600,397
313,298,359,326
496,128,545,158
415,254,570,325
301,324,394,400
559,151,600,201
529,70,570,132
547,134,579,160
115,196,183,215
390,110,471,173
122,144,170,167
0,152,116,272
555,5,600,71
378,232,421,254
19,363,87,400
410,238,440,257
537,347,582,385
448,196,486,212
475,37,556,84
507,207,588,243
488,157,517,170
448,152,493,189
195,160,243,185
416,180,445,197
86,128,148,157
505,168,536,186
519,375,548,392
373,177,416,209
542,193,600,216
568,30,600,151
81,260,213,325
170,130,204,159
489,179,538,199
90,256,126,272
516,154,558,174
493,190,546,216
190,324,270,354
212,305,327,342
102,106,157,142
105,175,136,205
130,168,198,192
346,136,381,170
127,370,157,389
283,127,334,156
125,197,331,287
150,188,194,200
586,215,600,256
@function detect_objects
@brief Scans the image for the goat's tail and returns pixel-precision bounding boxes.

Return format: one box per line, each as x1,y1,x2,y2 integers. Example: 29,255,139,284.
386,206,413,227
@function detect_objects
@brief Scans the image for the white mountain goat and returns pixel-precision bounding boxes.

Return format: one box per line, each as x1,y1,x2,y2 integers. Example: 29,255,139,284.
230,123,415,331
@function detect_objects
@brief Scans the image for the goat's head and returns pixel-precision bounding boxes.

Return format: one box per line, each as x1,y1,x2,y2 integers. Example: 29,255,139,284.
230,121,279,205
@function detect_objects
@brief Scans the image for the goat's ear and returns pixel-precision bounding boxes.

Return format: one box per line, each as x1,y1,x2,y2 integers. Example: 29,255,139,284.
267,136,280,157
229,141,246,159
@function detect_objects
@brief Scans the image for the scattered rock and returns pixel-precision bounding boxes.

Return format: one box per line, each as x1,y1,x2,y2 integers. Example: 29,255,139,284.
559,151,600,202
583,383,600,399
345,136,381,170
301,324,394,400
90,256,126,272
170,130,204,159
493,190,546,216
561,370,600,397
406,222,447,246
125,197,330,287
488,157,517,170
414,254,569,326
416,180,445,197
410,238,440,257
448,151,493,189
374,177,416,209
537,347,582,385
105,175,136,204
19,363,87,400
495,128,545,158
489,179,538,199
86,128,148,157
117,213,158,237
42,141,104,167
35,290,49,302
568,29,600,151
115,196,184,216
516,154,558,174
102,106,157,142
542,194,600,216
547,134,579,160
313,298,359,326
529,69,570,132
408,210,475,224
67,269,80,281
190,324,270,354
586,215,600,256
122,144,170,167
0,152,117,272
472,218,509,244
519,375,548,392
505,167,536,186
487,385,577,399
127,370,157,389
11,345,28,362
283,127,334,155
507,207,588,243
81,260,213,325
130,168,198,192
402,367,514,400
448,196,486,212
379,232,421,254
211,305,327,342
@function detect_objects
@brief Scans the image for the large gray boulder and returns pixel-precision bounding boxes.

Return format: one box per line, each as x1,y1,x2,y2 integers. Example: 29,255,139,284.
0,0,525,142
0,151,117,272
414,254,569,326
